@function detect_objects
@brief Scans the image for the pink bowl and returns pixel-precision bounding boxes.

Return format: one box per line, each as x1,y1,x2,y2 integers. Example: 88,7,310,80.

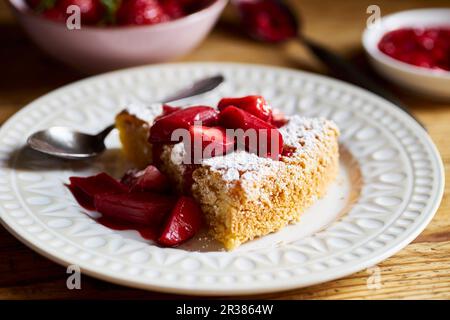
8,0,227,73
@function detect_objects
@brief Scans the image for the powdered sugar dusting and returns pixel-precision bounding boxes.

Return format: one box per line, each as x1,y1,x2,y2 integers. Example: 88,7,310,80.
170,143,186,166
280,115,338,156
222,168,240,181
126,102,162,123
200,116,337,184
202,151,279,172
201,150,284,185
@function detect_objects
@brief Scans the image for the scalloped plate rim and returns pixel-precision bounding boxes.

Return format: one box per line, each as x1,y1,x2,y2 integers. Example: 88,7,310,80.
0,62,445,296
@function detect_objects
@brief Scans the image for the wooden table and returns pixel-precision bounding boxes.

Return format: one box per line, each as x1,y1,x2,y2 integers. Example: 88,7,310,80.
0,0,449,300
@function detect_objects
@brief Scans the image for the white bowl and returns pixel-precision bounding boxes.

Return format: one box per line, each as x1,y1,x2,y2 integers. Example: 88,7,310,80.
362,8,450,100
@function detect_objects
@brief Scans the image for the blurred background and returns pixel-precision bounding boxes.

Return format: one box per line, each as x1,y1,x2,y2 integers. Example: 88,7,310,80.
1,0,449,117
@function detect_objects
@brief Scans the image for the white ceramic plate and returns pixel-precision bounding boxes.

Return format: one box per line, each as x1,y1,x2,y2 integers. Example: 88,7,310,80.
0,63,444,295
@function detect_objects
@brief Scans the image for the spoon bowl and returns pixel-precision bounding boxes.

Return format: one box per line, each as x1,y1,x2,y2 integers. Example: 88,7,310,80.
27,126,113,159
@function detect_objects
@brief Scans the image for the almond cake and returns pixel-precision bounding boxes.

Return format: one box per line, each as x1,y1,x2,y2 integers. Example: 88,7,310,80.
115,100,339,250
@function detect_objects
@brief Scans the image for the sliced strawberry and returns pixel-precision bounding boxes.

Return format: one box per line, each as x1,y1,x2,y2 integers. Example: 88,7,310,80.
218,95,273,122
158,196,203,247
271,108,289,128
149,106,219,143
219,106,283,159
188,125,234,162
94,192,175,226
121,165,169,192
67,173,128,210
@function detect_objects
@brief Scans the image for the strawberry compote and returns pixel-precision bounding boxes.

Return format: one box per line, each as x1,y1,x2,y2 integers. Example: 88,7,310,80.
378,27,450,71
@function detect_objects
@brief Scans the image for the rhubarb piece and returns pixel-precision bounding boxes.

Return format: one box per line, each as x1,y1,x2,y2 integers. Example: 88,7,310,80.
67,173,128,210
162,104,181,115
218,95,273,122
66,183,94,211
188,125,235,162
121,165,169,192
149,106,219,143
219,106,283,159
94,192,175,226
97,216,160,241
154,105,181,122
158,196,203,246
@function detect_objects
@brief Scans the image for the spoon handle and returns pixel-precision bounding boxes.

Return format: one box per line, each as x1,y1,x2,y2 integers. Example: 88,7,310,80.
97,124,116,142
160,75,225,104
300,36,427,130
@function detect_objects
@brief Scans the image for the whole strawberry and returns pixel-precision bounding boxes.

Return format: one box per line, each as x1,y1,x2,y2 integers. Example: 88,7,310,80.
57,0,105,24
116,0,169,25
42,7,66,21
160,0,185,19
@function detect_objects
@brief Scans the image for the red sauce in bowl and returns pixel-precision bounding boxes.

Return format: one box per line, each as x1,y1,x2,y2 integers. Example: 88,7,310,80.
378,27,450,71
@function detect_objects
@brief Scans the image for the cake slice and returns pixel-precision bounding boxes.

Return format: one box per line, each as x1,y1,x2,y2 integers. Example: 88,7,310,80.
115,103,161,169
116,102,339,250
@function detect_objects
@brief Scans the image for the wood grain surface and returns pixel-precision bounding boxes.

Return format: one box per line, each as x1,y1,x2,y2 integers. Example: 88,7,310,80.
0,0,449,299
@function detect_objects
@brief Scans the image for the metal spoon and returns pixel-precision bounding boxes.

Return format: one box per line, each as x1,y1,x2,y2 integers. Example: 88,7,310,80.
232,0,426,129
27,75,225,160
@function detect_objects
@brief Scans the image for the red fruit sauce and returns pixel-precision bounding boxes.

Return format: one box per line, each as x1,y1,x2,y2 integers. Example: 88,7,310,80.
97,216,160,240
378,27,450,71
